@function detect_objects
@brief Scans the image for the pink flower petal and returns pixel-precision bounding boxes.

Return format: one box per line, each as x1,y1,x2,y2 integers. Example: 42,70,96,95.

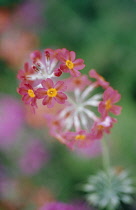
110,90,121,103
18,87,28,95
57,52,67,63
98,102,106,116
35,88,46,99
42,79,54,89
73,59,85,70
54,81,67,91
69,51,76,61
110,105,122,115
47,98,55,108
42,96,55,108
74,64,85,71
22,94,31,104
60,64,69,72
42,95,51,105
103,87,113,101
31,98,37,107
55,92,67,104
70,69,81,77
89,69,97,78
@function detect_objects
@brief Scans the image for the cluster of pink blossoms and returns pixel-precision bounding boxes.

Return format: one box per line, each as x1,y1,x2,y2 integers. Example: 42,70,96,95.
17,48,122,149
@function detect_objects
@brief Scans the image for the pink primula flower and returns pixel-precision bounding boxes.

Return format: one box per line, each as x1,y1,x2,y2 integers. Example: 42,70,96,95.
36,78,67,108
17,62,34,84
18,83,37,108
98,87,122,117
91,116,117,140
63,130,93,149
64,75,91,91
19,139,49,175
58,49,85,77
89,69,109,89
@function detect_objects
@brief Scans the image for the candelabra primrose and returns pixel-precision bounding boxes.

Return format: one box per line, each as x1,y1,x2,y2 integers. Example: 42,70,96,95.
17,48,122,150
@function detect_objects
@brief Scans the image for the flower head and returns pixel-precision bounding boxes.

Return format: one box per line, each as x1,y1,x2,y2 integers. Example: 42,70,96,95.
17,48,122,149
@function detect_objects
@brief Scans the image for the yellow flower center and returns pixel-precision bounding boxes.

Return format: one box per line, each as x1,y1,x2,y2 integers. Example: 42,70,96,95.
105,99,112,110
75,134,86,140
66,60,74,69
28,89,35,98
98,125,104,130
47,88,57,97
99,75,105,81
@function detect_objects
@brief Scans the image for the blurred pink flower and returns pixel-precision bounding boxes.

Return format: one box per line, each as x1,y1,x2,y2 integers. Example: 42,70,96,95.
0,30,38,68
0,95,24,149
14,0,44,28
19,139,49,175
40,201,90,210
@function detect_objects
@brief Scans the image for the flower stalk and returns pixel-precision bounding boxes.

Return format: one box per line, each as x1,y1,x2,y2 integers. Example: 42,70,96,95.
101,137,111,173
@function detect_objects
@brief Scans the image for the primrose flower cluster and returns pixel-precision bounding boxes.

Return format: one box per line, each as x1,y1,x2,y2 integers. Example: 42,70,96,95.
17,48,122,149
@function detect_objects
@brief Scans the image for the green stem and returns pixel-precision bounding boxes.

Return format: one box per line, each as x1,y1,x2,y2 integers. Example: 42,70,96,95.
101,138,114,210
101,137,111,173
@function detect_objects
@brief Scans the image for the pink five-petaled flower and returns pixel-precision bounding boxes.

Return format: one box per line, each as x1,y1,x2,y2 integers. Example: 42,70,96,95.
36,78,67,108
91,116,117,140
58,49,85,77
64,75,91,91
98,87,122,117
89,69,109,89
63,130,93,149
17,62,34,85
18,83,37,108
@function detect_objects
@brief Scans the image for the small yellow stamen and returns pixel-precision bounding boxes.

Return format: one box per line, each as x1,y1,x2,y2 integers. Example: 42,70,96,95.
28,89,35,98
66,60,74,69
99,75,105,81
105,99,112,110
75,134,86,140
98,125,104,130
47,88,57,97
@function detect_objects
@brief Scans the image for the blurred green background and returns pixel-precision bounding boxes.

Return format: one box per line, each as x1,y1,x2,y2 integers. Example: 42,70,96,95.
0,0,136,209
